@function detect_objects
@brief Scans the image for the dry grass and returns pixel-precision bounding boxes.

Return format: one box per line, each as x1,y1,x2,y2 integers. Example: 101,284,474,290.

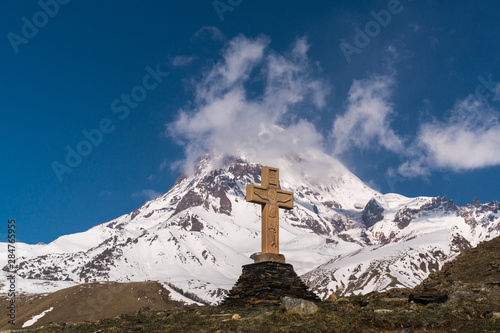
0,281,184,331
6,236,500,332
13,293,500,333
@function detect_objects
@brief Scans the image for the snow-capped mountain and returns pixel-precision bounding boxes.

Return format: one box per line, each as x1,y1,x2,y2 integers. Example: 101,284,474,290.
2,154,500,304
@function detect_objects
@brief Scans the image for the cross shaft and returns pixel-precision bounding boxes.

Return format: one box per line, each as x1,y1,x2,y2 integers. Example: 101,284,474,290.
246,166,293,255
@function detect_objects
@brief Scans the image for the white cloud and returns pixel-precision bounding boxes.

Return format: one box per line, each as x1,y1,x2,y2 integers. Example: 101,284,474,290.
132,189,161,200
168,35,500,183
397,148,431,178
399,95,500,175
167,35,331,175
332,74,404,155
172,55,197,67
198,35,269,95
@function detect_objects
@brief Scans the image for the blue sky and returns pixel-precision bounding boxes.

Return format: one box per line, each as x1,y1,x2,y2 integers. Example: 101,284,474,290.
2,0,500,244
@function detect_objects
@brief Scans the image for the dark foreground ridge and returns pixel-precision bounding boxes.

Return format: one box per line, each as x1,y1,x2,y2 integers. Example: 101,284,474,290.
7,236,500,332
223,261,320,307
422,234,500,285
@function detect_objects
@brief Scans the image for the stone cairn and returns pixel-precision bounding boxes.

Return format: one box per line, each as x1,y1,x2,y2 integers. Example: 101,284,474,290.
223,261,320,307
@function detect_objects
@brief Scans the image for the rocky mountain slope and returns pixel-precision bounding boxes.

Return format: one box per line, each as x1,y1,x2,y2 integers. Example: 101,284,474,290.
2,154,500,304
302,195,500,298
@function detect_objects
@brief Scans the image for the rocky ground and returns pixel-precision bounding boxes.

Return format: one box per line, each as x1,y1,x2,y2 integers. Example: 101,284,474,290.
4,236,500,332
10,287,500,332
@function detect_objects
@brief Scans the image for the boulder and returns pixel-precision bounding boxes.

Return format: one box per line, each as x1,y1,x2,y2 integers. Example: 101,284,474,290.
281,296,318,314
408,292,448,305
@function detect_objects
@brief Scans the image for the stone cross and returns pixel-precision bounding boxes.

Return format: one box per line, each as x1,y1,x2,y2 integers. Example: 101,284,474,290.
246,166,293,263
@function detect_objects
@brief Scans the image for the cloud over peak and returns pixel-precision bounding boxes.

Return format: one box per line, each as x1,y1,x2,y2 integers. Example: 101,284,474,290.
167,35,330,174
167,34,500,188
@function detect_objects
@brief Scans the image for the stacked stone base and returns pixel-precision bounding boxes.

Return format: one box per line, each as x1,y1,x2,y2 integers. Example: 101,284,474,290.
222,261,320,307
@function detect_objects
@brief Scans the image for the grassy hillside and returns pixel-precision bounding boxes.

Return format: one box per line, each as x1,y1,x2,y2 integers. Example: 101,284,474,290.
0,281,184,331
4,236,500,332
420,235,500,285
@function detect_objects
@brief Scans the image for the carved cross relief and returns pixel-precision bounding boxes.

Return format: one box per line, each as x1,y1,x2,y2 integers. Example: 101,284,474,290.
246,166,294,255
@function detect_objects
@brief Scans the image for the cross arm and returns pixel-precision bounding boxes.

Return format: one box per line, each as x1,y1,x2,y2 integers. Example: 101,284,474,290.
246,185,268,204
276,190,294,209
